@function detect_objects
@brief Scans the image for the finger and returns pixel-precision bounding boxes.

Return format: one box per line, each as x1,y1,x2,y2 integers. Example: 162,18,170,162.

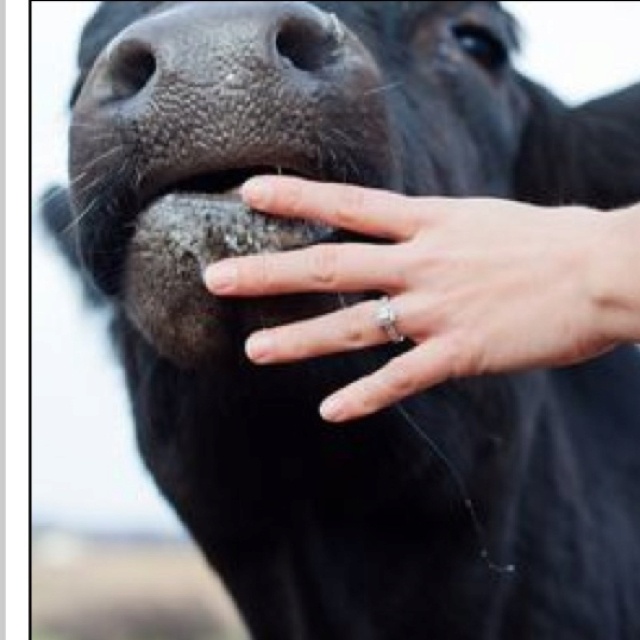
245,296,412,364
319,339,453,423
205,242,405,296
241,176,424,241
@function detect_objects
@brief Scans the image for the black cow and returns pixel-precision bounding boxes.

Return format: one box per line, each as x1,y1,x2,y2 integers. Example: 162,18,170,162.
42,2,640,639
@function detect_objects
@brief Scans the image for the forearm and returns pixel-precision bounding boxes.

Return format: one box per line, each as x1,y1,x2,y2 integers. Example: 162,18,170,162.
591,203,640,343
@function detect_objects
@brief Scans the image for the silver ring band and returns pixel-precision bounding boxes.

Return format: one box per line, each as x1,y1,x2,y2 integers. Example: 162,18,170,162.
375,296,405,343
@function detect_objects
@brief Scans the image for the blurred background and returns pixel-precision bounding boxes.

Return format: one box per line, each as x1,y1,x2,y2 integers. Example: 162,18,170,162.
32,2,640,639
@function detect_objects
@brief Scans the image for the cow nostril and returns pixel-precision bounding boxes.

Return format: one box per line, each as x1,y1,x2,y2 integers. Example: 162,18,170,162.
105,41,157,102
275,17,339,73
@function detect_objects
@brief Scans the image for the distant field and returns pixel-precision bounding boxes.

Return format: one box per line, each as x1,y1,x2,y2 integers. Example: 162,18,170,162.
32,533,249,640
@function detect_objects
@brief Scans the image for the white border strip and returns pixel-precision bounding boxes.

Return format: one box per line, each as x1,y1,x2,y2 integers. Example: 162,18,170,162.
6,0,30,638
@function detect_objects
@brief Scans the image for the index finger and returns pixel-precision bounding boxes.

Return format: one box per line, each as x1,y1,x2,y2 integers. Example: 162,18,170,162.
241,176,424,241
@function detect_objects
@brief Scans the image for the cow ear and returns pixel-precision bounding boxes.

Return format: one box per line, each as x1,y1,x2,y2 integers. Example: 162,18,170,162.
39,185,107,306
513,80,640,210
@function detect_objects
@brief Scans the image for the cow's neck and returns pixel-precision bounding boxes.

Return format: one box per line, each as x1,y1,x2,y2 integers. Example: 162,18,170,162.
120,312,538,544
120,314,606,637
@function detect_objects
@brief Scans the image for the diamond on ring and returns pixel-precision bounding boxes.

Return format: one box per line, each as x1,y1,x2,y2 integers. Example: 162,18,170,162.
375,295,405,343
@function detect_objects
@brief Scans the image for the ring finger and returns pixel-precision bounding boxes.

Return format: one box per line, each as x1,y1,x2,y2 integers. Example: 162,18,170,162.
245,294,421,364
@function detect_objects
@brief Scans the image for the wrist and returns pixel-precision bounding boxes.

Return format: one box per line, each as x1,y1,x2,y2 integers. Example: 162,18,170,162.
590,206,640,344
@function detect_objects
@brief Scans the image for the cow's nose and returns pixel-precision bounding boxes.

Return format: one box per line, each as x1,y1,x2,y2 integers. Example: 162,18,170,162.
79,2,347,109
69,2,393,299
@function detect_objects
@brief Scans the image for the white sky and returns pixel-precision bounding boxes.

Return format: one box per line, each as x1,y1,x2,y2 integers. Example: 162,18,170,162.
31,1,640,535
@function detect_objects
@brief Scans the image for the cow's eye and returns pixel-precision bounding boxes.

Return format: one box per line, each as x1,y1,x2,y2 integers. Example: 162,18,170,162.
453,24,508,72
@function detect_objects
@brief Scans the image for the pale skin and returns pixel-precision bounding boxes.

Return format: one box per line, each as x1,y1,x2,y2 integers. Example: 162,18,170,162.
204,177,640,423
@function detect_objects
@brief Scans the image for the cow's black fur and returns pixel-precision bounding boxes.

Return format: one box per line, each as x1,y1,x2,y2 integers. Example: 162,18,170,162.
42,3,640,639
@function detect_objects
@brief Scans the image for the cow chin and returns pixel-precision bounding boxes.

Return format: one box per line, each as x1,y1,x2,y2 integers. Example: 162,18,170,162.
122,190,344,368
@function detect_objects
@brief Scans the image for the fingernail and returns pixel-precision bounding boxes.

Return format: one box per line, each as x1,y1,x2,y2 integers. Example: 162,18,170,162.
205,263,237,292
241,177,272,208
319,396,347,423
246,333,274,363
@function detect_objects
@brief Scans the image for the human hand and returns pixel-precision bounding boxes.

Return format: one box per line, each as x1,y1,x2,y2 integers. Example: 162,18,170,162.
204,176,627,423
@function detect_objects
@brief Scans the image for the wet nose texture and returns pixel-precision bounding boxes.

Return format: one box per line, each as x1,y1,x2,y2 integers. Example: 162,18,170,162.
83,3,343,110
70,3,392,297
71,2,373,188
70,1,386,205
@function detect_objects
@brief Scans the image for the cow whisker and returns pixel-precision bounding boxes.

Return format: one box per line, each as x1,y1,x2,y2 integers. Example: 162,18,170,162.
63,163,132,236
394,401,516,575
363,80,403,96
336,291,515,576
62,196,101,236
77,145,125,172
